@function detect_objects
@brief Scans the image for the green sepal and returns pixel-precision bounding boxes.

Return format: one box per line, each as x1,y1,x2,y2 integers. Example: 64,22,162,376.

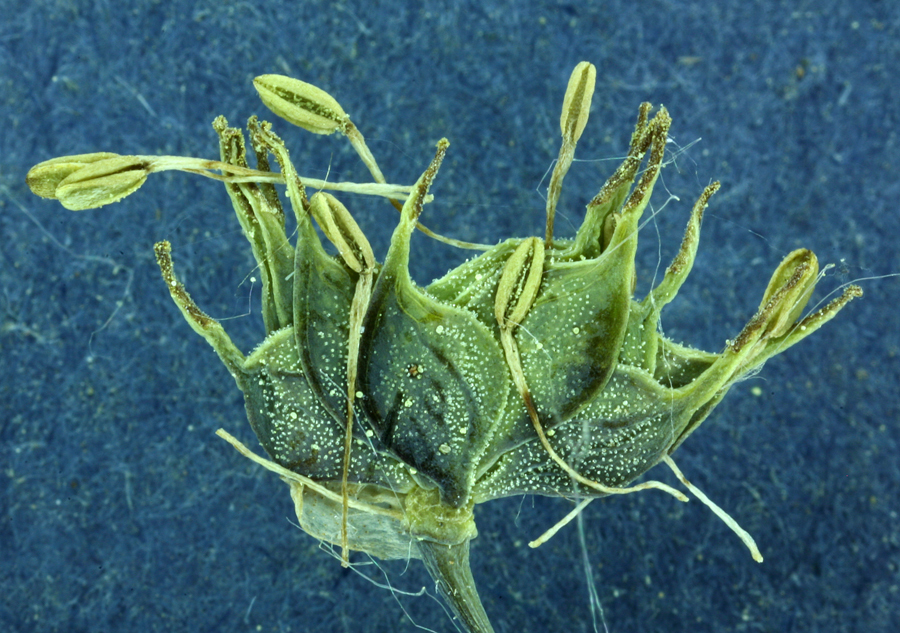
359,141,509,507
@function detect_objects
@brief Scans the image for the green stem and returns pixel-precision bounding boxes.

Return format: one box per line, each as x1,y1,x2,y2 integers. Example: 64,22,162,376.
417,539,495,633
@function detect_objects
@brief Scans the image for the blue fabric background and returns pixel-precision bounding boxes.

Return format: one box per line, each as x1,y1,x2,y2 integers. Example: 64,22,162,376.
1,1,897,632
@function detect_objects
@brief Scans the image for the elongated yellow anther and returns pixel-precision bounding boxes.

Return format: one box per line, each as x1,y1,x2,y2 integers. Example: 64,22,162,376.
560,60,596,143
309,191,375,274
55,155,149,210
757,248,819,339
546,61,597,245
253,74,349,135
495,237,545,328
26,152,121,199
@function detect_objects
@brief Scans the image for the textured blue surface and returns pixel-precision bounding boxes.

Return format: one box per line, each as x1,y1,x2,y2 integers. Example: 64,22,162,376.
1,1,898,632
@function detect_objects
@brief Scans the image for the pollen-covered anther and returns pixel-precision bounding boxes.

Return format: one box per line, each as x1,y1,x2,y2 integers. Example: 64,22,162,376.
51,155,150,210
495,237,545,329
545,61,597,245
253,74,349,135
560,61,597,144
732,248,820,352
26,152,121,200
757,248,819,339
309,191,375,273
